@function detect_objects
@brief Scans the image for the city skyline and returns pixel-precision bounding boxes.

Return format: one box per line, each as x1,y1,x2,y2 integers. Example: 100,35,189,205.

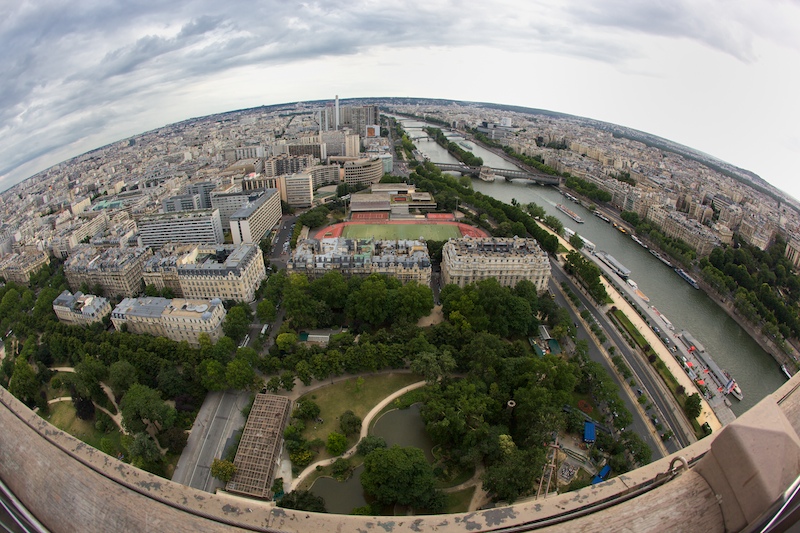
2,1,799,199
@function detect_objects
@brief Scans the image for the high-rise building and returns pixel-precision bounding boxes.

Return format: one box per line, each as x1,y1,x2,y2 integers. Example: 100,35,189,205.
162,194,201,213
342,157,383,187
230,189,282,246
186,181,216,209
136,209,224,248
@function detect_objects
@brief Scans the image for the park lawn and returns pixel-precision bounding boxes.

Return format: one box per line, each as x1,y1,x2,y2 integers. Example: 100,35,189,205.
45,371,71,401
445,487,475,513
44,401,125,455
342,223,461,241
299,373,422,456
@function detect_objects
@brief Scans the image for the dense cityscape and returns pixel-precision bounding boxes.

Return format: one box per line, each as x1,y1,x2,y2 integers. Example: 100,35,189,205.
1,96,799,531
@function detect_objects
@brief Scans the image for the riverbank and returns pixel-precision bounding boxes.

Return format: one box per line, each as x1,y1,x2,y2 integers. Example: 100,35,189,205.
698,278,796,373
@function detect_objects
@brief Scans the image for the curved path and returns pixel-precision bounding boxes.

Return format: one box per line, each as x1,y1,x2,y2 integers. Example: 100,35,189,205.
290,380,427,490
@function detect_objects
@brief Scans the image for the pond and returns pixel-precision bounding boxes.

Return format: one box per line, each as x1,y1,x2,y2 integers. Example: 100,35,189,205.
309,403,435,514
371,403,435,463
309,465,367,515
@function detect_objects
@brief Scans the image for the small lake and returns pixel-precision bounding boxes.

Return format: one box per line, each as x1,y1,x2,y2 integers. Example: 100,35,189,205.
309,403,435,514
371,403,435,463
309,465,367,515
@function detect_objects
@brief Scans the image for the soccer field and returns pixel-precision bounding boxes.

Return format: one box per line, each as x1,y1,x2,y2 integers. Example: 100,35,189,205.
341,223,462,240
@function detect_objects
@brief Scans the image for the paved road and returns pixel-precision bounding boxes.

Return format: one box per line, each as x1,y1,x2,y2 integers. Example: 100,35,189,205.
549,262,667,460
172,390,250,493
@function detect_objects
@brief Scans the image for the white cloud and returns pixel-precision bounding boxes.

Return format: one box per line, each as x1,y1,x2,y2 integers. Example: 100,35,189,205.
1,0,800,198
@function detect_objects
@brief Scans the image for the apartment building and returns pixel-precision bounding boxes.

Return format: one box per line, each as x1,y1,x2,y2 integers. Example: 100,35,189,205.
162,194,201,213
110,296,226,346
52,290,111,326
288,238,431,284
262,154,315,177
230,189,281,246
143,243,266,302
441,236,551,291
64,246,152,297
0,251,51,285
342,157,383,187
186,181,216,209
136,209,224,248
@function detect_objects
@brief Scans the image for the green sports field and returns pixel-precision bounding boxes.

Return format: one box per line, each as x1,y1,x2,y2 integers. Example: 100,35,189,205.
341,223,462,240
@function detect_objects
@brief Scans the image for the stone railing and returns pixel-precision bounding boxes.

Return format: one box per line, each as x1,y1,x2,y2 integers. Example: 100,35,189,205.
2,375,800,532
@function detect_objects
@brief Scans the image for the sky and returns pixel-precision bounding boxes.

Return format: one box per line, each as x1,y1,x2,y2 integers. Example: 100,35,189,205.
2,0,799,199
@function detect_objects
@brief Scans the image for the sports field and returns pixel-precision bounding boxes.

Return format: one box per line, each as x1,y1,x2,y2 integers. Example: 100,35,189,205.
341,223,462,240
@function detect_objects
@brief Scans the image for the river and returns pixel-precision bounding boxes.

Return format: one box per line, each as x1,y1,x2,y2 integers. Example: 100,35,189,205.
398,117,786,415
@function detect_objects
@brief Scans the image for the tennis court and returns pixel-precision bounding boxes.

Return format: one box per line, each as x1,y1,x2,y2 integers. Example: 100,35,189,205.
341,223,462,240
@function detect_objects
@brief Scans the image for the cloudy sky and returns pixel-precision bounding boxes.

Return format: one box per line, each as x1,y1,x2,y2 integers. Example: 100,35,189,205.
2,1,799,198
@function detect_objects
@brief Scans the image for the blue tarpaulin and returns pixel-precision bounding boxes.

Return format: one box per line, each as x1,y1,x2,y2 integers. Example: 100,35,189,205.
583,421,596,443
592,465,611,485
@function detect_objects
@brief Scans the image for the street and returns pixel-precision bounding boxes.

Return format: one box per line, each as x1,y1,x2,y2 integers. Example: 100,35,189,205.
171,389,250,492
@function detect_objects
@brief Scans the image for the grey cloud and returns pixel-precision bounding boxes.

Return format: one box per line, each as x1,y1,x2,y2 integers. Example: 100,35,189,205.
0,0,773,191
565,0,758,62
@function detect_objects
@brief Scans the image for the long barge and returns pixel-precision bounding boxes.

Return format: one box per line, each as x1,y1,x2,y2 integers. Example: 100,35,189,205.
675,268,700,289
593,210,611,223
650,249,674,268
679,330,743,401
556,204,584,224
595,250,631,279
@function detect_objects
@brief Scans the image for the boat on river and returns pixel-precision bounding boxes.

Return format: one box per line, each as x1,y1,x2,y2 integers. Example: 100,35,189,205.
631,235,648,249
650,249,674,268
679,330,743,401
675,268,700,289
595,250,631,279
593,210,611,223
556,204,584,223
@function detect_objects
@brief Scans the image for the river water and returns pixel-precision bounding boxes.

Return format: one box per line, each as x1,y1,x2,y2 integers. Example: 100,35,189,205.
399,118,786,415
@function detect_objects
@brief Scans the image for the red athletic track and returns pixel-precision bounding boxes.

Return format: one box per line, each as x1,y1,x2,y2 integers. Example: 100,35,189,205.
314,220,489,239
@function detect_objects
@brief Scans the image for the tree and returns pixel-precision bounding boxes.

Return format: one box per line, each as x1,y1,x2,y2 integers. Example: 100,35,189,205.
119,383,176,434
326,432,348,456
159,426,189,454
210,458,237,483
225,358,256,390
222,306,251,342
394,281,434,322
293,399,321,421
276,332,298,353
198,359,228,391
280,371,295,392
482,448,541,503
8,357,40,406
569,232,584,250
410,350,456,384
360,446,442,510
348,276,390,326
108,360,138,397
685,393,702,419
356,435,387,456
128,432,162,464
256,299,276,323
278,490,326,513
339,410,362,436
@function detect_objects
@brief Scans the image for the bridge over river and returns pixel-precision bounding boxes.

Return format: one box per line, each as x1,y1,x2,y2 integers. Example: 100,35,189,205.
436,163,562,185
